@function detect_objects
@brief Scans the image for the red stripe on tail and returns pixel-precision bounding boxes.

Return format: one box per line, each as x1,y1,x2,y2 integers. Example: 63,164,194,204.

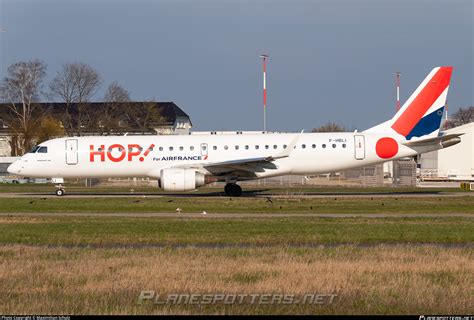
391,66,452,137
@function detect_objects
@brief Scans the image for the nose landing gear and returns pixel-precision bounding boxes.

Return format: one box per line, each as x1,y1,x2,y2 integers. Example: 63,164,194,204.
224,183,242,197
52,178,65,196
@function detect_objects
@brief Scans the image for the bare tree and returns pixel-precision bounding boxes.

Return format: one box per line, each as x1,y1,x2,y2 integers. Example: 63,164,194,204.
0,59,47,155
49,63,102,136
104,81,130,102
451,106,473,125
311,121,346,132
98,82,131,135
444,106,473,129
126,101,164,134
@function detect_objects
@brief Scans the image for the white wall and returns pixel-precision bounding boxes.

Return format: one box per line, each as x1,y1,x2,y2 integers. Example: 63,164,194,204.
437,122,474,180
0,136,12,157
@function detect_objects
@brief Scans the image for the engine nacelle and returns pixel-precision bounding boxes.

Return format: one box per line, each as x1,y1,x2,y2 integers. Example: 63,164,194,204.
159,168,206,191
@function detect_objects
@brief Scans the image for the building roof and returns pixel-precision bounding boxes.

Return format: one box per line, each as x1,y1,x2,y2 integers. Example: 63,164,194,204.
32,102,190,126
443,121,474,134
0,101,192,133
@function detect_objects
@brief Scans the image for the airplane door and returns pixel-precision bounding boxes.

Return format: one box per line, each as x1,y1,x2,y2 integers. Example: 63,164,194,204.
66,139,78,165
200,143,208,156
354,135,365,160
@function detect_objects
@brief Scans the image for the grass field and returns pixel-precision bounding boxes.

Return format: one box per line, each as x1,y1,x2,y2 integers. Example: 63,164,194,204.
0,185,472,314
1,195,473,214
0,216,473,246
0,245,472,314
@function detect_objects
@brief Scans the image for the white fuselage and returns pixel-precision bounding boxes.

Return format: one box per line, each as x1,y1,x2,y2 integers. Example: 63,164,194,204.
9,131,426,180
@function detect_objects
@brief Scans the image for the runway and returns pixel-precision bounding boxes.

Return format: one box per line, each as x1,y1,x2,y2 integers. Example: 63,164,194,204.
0,212,472,218
0,191,472,199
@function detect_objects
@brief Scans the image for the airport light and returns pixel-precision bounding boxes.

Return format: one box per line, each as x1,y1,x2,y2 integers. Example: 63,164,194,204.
260,54,268,132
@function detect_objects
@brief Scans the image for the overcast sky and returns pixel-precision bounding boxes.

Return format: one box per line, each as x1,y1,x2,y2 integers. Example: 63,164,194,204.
0,0,472,131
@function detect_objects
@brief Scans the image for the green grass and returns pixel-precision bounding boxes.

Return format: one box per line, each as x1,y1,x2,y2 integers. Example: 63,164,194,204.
0,216,473,246
0,195,473,214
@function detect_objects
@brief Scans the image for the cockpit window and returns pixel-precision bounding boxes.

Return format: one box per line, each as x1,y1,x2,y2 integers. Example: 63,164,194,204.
28,146,40,153
37,146,48,153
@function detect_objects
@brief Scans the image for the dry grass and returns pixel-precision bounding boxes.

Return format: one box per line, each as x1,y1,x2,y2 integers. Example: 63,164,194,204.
0,245,472,314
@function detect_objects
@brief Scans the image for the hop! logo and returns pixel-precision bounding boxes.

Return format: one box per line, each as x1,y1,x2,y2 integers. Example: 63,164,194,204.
90,144,155,162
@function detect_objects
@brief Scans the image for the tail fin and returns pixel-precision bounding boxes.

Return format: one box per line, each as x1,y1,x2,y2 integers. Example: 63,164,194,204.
365,66,453,140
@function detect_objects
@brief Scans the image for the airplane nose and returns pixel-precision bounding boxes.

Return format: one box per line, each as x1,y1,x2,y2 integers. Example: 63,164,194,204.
7,161,20,174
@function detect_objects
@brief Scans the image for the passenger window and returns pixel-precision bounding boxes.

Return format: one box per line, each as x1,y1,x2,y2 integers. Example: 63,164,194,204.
255,145,259,150
322,144,326,148
245,145,249,150
179,146,184,151
169,146,174,151
213,146,217,150
38,146,48,153
332,144,336,148
273,145,277,149
224,145,228,150
235,145,239,150
312,144,316,149
302,144,306,149
265,145,269,149
190,146,194,151
342,144,346,148
283,145,287,149
159,147,163,151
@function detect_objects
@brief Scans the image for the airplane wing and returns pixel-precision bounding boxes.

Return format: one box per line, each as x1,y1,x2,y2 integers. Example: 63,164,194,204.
176,131,303,178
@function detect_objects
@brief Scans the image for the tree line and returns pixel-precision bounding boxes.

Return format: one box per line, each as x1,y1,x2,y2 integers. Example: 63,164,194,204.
0,59,163,155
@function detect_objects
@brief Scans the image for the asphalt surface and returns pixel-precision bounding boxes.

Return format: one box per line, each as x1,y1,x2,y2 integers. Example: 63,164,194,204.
0,212,472,218
0,191,472,198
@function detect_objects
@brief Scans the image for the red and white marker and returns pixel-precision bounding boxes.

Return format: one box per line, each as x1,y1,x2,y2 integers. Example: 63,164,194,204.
396,71,401,111
260,54,268,132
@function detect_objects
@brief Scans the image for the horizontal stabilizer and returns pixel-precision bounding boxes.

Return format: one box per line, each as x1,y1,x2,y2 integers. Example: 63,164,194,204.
402,133,463,148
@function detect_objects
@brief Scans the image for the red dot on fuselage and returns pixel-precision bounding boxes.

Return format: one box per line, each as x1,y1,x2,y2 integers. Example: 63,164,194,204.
376,137,398,159
139,157,144,162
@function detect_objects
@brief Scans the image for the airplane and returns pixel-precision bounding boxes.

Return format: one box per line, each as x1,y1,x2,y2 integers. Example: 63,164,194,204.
7,66,462,197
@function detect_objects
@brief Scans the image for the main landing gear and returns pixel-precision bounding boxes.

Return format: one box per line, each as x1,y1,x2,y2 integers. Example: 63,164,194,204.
55,184,65,196
224,183,242,197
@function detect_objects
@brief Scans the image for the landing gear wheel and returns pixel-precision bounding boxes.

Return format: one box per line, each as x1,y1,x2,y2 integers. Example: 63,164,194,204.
224,183,242,197
224,184,231,195
55,188,65,196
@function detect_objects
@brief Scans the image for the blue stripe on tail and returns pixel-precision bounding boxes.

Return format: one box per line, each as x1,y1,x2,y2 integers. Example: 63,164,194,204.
406,106,445,140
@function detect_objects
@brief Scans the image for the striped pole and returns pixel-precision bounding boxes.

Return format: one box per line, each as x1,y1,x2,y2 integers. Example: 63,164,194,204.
396,72,401,111
260,54,268,132
445,100,449,120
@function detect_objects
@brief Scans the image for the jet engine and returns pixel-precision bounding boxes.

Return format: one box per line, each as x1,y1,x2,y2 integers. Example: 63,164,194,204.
159,168,207,191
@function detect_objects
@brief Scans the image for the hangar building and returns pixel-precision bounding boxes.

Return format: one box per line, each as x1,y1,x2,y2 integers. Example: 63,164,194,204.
420,122,474,181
